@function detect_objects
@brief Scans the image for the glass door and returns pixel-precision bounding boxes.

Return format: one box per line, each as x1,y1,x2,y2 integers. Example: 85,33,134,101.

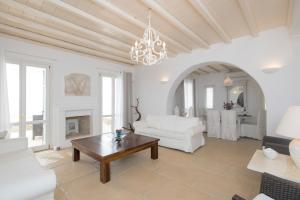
101,75,115,134
6,63,20,139
6,61,49,150
25,65,48,149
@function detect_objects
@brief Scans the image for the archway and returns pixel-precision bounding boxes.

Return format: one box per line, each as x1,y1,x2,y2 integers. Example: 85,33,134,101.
166,61,266,139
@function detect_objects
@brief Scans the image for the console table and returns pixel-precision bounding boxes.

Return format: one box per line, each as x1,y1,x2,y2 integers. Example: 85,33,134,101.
247,150,300,183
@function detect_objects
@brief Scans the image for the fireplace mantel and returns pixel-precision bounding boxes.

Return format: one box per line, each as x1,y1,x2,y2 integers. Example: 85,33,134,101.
53,105,98,148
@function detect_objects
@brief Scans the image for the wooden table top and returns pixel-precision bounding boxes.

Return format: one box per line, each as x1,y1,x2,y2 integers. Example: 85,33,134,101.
71,133,159,159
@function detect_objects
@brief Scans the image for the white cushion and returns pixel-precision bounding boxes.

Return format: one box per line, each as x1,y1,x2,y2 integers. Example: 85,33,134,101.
137,127,185,140
0,149,56,199
0,137,28,155
253,194,274,200
175,117,200,132
146,115,163,129
146,115,201,132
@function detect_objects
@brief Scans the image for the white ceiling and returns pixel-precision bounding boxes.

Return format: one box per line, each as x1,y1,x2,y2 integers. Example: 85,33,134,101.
0,0,297,65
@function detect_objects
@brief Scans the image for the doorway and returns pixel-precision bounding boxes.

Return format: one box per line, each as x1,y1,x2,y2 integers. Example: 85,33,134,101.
5,60,50,151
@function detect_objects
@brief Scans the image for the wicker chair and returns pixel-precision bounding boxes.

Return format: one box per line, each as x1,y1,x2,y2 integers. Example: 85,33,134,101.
262,136,291,155
233,137,296,200
232,173,300,200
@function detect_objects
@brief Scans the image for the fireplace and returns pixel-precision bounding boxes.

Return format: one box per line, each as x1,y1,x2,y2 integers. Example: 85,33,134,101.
64,109,93,140
65,115,90,139
53,107,96,148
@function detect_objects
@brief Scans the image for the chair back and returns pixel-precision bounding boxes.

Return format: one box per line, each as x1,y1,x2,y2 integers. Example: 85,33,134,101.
207,110,221,138
221,110,238,141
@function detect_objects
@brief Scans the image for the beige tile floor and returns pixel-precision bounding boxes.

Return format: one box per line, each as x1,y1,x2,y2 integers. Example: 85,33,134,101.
35,137,262,200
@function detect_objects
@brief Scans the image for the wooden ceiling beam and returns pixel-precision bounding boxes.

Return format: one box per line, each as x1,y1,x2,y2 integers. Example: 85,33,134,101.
47,0,139,41
220,64,232,71
197,68,209,74
93,0,191,53
237,0,259,36
0,23,132,64
187,0,231,43
1,0,131,51
207,65,220,72
141,0,209,48
212,63,229,72
193,71,202,76
47,0,177,57
0,12,130,59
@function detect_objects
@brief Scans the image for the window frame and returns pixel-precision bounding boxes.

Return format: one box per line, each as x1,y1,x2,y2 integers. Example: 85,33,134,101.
205,86,214,109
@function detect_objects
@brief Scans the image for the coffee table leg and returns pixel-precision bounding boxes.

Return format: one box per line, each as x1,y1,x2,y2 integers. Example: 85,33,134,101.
100,161,110,183
73,148,80,161
151,142,158,160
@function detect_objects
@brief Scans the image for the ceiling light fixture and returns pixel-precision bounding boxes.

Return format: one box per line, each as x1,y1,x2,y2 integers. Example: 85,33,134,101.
224,75,233,87
130,11,167,66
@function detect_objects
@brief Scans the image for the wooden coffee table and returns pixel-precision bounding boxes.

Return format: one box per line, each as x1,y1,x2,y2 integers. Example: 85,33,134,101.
71,133,159,183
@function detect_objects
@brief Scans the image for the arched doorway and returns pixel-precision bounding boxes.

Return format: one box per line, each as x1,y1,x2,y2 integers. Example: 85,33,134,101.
167,61,266,140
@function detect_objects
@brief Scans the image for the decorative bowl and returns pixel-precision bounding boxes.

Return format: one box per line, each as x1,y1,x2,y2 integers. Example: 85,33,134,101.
263,147,278,160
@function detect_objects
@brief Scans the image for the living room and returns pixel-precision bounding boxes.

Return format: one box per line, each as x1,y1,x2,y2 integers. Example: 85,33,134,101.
0,0,300,200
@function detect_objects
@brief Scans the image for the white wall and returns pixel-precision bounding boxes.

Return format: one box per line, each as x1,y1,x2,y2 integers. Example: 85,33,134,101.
0,35,132,147
134,27,300,136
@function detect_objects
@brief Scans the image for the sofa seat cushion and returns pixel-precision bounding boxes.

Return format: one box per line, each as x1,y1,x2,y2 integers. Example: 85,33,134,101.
0,149,56,200
137,127,185,140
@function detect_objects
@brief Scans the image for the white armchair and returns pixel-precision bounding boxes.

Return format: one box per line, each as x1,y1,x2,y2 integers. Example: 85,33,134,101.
0,138,56,200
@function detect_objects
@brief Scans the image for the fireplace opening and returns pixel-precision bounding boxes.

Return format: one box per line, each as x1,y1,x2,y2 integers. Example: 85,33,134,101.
65,115,90,139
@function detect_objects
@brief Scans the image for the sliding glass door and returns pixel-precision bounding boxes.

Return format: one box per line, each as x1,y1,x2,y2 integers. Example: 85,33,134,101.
101,75,115,134
6,60,49,150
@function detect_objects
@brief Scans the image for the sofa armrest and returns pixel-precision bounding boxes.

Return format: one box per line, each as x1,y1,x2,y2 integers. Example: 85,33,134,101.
186,125,205,137
260,173,300,200
133,120,148,131
0,137,28,155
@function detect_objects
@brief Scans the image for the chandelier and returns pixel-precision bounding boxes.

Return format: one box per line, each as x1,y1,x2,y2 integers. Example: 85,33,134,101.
224,75,233,87
130,11,167,66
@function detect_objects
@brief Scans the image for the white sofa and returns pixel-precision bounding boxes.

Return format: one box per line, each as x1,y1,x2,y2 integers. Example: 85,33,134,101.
134,115,205,153
0,138,56,200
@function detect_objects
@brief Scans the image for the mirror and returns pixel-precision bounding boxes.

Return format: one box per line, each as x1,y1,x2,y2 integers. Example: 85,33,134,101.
227,81,247,108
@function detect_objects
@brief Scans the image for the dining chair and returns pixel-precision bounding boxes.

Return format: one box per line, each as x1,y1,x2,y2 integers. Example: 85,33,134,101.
206,110,221,138
240,110,266,140
221,110,239,141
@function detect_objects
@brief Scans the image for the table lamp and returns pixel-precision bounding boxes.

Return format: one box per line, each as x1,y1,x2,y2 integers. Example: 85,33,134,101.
276,106,300,168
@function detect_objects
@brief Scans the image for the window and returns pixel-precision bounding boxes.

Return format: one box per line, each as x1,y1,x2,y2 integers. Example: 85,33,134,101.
205,87,214,109
184,79,194,110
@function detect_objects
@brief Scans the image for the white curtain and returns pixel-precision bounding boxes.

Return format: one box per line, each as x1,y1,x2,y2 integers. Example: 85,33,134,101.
0,51,10,133
184,78,194,116
114,72,133,130
122,72,133,128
